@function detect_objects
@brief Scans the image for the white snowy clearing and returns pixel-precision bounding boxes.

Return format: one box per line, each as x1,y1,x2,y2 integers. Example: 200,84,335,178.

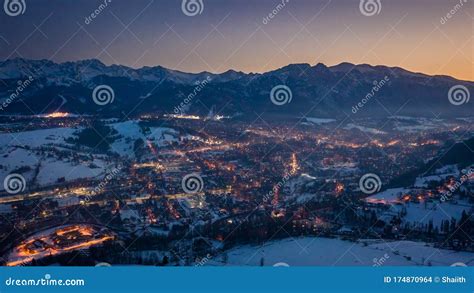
344,124,386,135
209,237,474,266
109,120,180,157
0,127,111,189
303,117,337,125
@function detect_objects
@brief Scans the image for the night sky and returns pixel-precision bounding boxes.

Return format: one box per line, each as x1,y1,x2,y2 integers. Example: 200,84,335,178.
0,0,472,80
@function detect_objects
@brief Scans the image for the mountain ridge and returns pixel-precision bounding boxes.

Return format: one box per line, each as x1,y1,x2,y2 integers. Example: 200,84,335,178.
3,57,472,82
0,58,472,118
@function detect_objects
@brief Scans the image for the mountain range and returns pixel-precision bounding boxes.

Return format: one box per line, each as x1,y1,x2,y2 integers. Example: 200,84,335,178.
0,58,472,118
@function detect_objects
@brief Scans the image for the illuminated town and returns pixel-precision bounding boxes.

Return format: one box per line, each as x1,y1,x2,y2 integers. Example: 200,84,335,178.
0,113,472,266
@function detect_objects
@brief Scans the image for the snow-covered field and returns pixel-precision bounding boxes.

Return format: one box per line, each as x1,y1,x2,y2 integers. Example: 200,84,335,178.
414,165,459,188
0,126,111,190
109,120,179,157
344,124,386,135
0,120,198,189
209,237,474,266
303,117,337,125
366,189,470,229
365,188,409,204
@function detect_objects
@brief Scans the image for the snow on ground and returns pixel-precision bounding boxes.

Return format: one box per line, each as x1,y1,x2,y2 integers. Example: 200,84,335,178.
400,200,471,229
414,165,459,188
109,120,180,157
303,117,337,125
35,158,107,186
319,162,358,174
284,174,323,203
344,124,386,135
0,127,78,152
209,237,474,266
109,121,144,156
367,186,470,229
388,116,453,133
396,125,436,133
365,188,409,204
0,126,111,190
